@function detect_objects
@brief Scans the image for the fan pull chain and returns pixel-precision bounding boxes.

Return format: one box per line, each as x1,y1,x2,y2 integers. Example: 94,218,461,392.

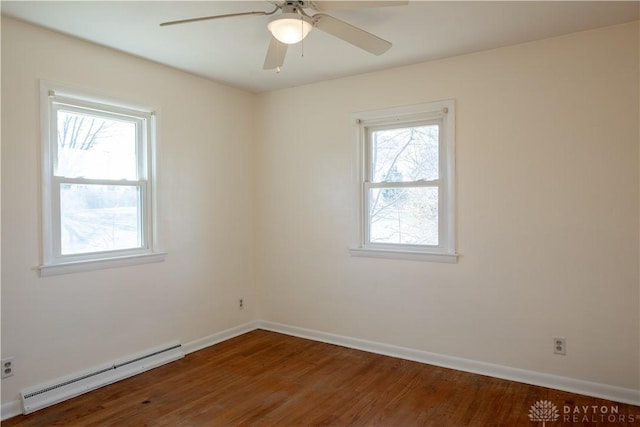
300,16,305,58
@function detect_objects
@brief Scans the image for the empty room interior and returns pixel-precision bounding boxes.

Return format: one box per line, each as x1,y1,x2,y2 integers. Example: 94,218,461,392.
1,0,640,425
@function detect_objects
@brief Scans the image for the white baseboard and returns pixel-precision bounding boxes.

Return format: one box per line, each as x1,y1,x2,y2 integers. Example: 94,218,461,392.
1,400,22,421
258,320,640,406
3,319,637,422
183,321,260,354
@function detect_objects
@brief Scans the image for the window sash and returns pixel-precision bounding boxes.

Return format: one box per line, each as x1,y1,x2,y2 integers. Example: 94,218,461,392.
51,102,147,181
365,118,442,185
51,177,150,261
363,182,442,249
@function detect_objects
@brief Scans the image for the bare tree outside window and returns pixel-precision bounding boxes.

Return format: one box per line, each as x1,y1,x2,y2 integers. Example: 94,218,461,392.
58,113,106,150
368,124,439,245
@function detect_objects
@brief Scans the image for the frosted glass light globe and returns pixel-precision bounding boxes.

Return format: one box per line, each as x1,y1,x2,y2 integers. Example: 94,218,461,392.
268,13,313,44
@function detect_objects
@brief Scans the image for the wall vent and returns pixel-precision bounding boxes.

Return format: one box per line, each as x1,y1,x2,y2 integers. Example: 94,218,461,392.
21,343,183,414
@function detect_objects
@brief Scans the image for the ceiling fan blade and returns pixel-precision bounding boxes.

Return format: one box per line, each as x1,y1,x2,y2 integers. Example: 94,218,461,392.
160,10,274,27
306,1,408,12
312,14,391,55
263,36,288,70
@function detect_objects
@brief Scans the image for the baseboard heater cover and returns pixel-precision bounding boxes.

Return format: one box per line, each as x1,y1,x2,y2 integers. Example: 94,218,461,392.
21,343,183,414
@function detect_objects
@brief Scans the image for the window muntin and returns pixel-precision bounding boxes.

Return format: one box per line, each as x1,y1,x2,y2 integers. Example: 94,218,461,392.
40,82,162,273
353,100,456,261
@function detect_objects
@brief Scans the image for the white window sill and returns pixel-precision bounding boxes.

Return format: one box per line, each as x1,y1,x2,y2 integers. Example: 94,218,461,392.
38,252,167,277
349,247,458,263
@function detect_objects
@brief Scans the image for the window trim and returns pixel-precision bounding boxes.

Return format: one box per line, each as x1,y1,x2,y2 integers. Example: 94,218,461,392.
350,100,458,262
39,81,166,276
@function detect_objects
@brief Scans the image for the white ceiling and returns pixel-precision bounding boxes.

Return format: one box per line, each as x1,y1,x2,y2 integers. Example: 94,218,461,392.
2,1,638,93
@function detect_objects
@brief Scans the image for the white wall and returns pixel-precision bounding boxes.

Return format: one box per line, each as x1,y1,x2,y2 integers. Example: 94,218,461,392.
255,22,639,390
1,17,256,404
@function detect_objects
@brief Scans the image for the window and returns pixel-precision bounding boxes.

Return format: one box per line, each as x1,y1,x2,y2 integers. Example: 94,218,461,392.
39,82,165,276
350,100,457,262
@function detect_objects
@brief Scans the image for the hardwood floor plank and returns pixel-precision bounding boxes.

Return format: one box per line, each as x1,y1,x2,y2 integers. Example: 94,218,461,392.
3,330,638,426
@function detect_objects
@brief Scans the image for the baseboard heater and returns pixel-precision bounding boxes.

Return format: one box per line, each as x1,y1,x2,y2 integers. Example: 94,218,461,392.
21,342,184,414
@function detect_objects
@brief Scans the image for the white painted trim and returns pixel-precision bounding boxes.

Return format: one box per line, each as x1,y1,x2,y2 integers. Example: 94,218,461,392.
3,320,637,422
38,252,167,277
258,320,640,406
182,321,260,354
1,401,22,421
352,99,457,261
38,80,164,276
349,247,458,263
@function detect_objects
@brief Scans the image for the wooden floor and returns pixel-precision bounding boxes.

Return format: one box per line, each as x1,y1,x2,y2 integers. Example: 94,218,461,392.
4,330,638,426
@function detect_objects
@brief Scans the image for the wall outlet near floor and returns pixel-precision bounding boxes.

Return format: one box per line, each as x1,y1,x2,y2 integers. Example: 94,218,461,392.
1,357,15,379
553,337,566,355
239,298,244,310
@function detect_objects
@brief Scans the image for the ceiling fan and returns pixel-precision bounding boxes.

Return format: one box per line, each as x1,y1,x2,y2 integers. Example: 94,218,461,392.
160,1,408,71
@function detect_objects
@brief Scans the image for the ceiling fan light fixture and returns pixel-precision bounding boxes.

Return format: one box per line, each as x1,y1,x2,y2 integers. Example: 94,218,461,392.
268,13,313,44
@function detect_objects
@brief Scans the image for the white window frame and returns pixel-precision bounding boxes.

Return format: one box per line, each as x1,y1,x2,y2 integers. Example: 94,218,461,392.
39,81,166,276
350,100,458,262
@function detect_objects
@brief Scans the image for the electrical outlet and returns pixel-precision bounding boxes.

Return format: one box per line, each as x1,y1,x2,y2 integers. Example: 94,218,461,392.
1,358,14,379
239,298,244,310
553,337,566,355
